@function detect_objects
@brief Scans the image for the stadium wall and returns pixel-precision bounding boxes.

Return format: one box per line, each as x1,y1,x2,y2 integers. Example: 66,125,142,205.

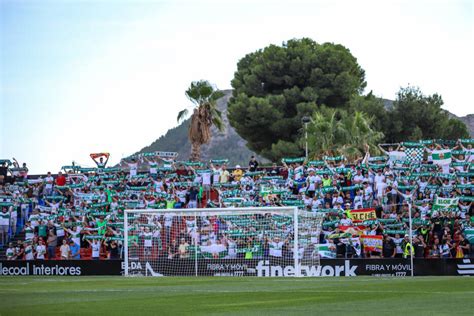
0,259,473,277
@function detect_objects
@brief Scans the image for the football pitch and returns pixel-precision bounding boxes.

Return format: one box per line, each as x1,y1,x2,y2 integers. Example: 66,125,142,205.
0,276,472,315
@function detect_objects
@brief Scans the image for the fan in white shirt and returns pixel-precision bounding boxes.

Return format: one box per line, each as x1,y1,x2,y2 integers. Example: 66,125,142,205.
352,172,364,184
269,237,284,257
35,241,46,259
332,195,344,206
458,142,474,163
376,179,387,200
374,171,385,186
125,159,138,177
353,191,364,209
413,202,430,219
311,197,323,210
303,194,313,207
306,172,319,191
211,164,222,184
339,214,352,226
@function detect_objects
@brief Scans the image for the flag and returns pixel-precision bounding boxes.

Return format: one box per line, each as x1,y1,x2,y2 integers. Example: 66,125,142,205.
315,244,336,258
405,147,424,162
432,196,459,212
360,235,383,252
200,244,228,259
388,151,407,163
432,149,452,166
340,237,362,256
90,153,110,159
349,208,377,223
338,225,363,236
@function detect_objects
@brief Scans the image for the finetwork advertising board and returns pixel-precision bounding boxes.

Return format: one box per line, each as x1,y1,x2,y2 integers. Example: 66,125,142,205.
1,259,473,276
124,258,474,277
124,259,412,277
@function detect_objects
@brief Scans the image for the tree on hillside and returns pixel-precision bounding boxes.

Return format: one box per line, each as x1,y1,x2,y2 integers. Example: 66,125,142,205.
177,80,224,161
228,38,366,161
307,107,383,160
384,86,469,142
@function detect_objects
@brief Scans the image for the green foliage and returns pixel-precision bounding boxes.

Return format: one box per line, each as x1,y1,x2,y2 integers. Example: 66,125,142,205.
441,118,469,140
228,38,366,161
384,86,469,142
138,41,471,164
178,81,225,126
348,93,390,133
307,107,384,160
184,80,225,108
227,38,469,159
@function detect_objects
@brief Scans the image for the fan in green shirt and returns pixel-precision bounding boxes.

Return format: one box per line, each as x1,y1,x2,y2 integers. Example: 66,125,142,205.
128,235,139,246
97,218,107,236
37,222,48,238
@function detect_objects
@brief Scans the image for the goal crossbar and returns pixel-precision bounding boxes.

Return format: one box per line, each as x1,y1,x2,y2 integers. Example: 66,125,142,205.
124,207,325,277
124,206,298,214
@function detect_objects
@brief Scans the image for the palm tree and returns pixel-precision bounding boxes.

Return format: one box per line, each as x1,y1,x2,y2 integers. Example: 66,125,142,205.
307,107,383,160
177,80,224,161
306,108,347,156
339,111,384,159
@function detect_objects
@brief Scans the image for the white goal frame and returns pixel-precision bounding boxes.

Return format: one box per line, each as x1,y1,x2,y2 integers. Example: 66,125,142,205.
124,206,308,277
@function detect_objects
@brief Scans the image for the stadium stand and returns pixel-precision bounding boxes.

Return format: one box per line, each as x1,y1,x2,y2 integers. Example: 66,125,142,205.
0,139,472,261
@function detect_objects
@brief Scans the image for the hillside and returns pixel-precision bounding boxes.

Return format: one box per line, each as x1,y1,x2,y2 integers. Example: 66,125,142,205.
137,91,473,163
458,114,474,137
137,90,267,166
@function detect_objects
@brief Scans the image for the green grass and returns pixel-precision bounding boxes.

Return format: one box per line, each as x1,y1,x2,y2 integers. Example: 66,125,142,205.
0,276,473,315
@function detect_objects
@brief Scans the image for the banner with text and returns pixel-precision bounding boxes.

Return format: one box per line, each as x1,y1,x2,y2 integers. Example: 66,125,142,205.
349,208,377,223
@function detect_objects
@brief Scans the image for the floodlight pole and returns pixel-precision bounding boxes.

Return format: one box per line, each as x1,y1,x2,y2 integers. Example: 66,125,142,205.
302,116,311,160
408,203,414,277
305,122,308,160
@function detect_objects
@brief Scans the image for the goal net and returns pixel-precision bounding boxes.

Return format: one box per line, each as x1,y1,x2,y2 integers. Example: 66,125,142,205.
123,207,324,277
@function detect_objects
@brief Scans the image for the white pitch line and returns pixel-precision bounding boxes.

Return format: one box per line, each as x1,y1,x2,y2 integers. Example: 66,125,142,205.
1,288,472,295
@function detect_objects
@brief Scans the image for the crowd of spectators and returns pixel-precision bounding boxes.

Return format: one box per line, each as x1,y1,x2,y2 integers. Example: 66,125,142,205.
0,138,473,261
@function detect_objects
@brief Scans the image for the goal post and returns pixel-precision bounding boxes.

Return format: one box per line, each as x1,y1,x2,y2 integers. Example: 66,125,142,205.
123,207,324,277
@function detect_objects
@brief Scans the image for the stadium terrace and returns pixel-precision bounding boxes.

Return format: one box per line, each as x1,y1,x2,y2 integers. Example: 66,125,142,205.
0,139,472,266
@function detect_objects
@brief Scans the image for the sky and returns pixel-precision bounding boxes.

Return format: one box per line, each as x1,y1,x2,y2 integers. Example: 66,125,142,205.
1,0,473,173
